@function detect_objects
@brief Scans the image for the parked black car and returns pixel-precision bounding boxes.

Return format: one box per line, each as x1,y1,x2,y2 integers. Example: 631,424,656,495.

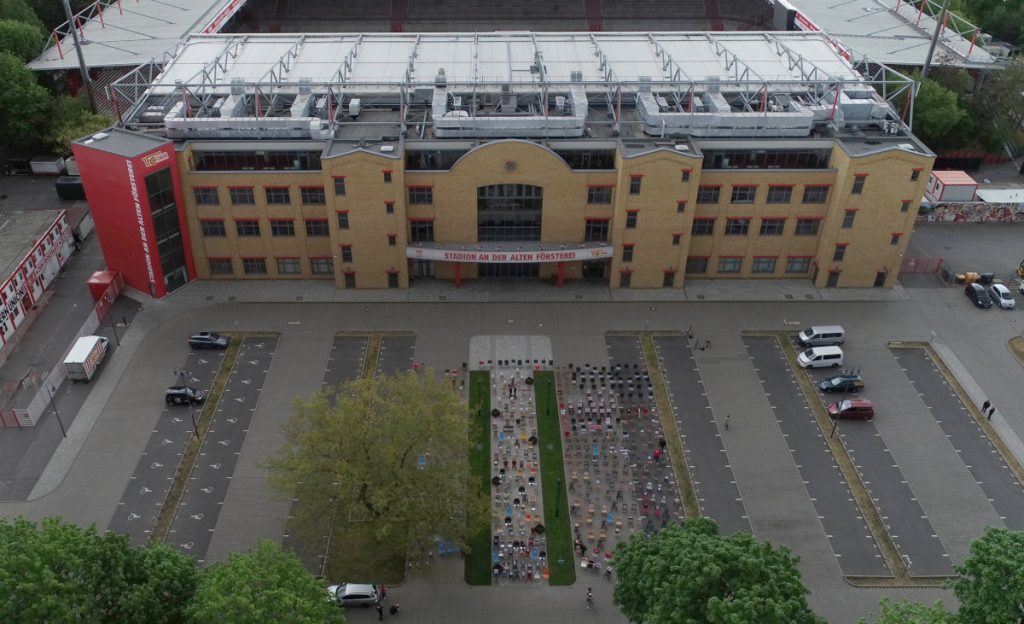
965,283,993,309
189,331,229,349
166,386,205,405
817,374,864,393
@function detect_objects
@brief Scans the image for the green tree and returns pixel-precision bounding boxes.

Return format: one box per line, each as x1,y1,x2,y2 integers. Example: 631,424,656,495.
612,518,824,624
47,95,112,156
952,527,1024,624
187,540,343,624
899,75,967,151
25,0,92,32
0,19,43,62
0,516,197,624
266,369,489,574
0,51,50,148
0,0,45,32
857,598,952,624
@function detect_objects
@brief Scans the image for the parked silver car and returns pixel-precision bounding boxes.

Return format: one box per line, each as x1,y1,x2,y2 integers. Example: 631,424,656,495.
990,283,1016,309
327,583,379,607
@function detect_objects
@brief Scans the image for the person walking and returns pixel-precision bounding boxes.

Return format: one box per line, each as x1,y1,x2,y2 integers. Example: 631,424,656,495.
380,584,387,603
724,414,730,431
376,600,384,621
982,400,991,417
987,403,996,421
586,587,594,610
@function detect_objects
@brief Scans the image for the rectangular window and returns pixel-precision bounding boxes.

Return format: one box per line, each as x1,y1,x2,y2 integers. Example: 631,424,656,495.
388,234,397,247
305,219,329,237
691,218,715,236
208,258,233,275
310,257,334,275
786,256,812,273
686,256,708,274
236,220,260,237
341,246,353,263
802,185,830,204
676,200,687,214
408,186,433,204
851,174,867,195
901,200,911,213
385,201,395,215
730,185,757,204
410,220,435,243
681,169,691,183
718,257,742,274
751,257,777,273
265,187,291,204
833,244,848,262
891,233,902,246
300,186,326,205
584,219,609,242
242,257,267,275
725,218,751,235
760,218,785,236
200,220,226,237
629,175,642,195
333,177,346,196
343,272,356,288
625,211,638,229
766,186,792,204
193,187,219,205
337,211,350,230
587,186,613,204
671,233,681,246
383,170,392,183
696,185,720,204
911,169,922,182
842,210,856,229
270,220,295,237
622,245,634,262
276,258,301,274
663,271,675,287
794,218,820,235
229,187,255,205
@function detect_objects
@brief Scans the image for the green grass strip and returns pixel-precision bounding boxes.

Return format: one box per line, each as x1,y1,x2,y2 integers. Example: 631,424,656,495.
465,371,492,585
533,371,576,586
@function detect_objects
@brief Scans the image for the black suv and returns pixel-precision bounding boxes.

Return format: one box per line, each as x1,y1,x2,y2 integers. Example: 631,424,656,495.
965,283,993,309
189,331,229,349
165,386,205,405
817,374,864,393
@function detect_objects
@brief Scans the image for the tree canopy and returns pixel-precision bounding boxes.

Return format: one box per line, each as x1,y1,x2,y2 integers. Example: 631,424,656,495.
857,598,951,624
0,516,197,624
48,95,112,156
0,0,44,32
266,369,488,573
186,541,342,624
612,518,824,624
952,527,1024,624
904,76,968,151
0,51,50,148
0,19,43,63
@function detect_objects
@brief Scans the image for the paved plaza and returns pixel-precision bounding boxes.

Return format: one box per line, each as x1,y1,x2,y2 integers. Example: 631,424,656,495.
7,225,1024,621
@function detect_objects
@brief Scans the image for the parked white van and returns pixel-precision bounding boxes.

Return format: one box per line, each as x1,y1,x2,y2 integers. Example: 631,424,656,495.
797,325,845,347
797,346,844,369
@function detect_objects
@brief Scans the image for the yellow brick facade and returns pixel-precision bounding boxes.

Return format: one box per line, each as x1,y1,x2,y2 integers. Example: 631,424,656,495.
175,139,932,289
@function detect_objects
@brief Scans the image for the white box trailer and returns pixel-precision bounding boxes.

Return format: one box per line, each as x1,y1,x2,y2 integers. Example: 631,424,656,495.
63,335,109,382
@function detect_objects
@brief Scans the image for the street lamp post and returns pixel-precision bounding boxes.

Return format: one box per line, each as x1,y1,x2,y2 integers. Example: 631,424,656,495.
46,383,67,438
110,320,121,347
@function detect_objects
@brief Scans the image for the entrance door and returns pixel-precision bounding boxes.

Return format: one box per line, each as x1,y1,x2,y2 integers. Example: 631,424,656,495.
874,271,887,287
826,271,840,288
410,259,435,279
477,263,539,279
582,259,609,281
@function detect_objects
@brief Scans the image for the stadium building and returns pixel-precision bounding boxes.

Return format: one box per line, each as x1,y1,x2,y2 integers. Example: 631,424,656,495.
72,31,933,295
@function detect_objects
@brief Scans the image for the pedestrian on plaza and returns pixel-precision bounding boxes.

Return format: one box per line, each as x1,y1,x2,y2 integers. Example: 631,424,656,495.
987,404,996,421
724,414,730,431
659,437,667,449
376,601,384,621
380,584,387,602
697,339,705,351
652,447,661,463
982,400,991,417
706,339,712,349
687,326,694,340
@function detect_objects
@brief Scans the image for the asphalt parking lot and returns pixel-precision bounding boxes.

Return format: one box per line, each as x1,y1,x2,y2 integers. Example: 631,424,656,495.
892,347,1024,531
107,345,225,546
654,335,749,535
803,360,952,577
168,337,278,563
377,334,416,376
744,335,886,577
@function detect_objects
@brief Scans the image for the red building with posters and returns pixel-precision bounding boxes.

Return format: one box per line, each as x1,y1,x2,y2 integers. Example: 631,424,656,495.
72,130,196,298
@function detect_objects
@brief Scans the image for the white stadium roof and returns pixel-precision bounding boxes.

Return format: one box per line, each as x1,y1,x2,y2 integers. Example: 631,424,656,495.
29,0,246,71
